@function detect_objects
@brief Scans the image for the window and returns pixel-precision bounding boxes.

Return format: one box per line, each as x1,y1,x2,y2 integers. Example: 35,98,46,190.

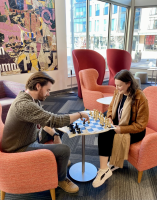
148,18,157,29
131,7,157,69
89,5,92,17
104,19,107,31
111,19,115,31
110,5,127,49
66,0,128,74
104,3,108,15
95,4,100,16
66,0,87,75
134,8,140,29
150,7,157,15
119,7,127,31
89,21,92,32
95,20,99,32
113,5,117,14
89,0,109,57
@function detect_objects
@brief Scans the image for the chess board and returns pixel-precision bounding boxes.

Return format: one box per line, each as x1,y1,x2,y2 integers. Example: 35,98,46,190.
57,113,116,138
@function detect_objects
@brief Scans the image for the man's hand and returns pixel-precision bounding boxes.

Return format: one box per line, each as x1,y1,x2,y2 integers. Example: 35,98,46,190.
69,111,89,124
54,135,62,144
115,126,121,134
79,111,89,122
43,126,55,136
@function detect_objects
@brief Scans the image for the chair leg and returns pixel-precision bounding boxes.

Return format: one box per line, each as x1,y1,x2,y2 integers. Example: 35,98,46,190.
84,108,86,111
138,171,143,183
50,189,56,200
1,190,5,200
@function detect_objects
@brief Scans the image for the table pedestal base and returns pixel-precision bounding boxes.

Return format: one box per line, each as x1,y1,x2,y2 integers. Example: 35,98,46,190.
69,162,97,182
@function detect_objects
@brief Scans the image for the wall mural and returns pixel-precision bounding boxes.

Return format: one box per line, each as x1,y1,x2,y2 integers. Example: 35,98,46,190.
0,0,57,76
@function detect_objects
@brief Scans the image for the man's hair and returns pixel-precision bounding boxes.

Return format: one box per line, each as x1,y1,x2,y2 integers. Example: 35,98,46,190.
26,72,55,91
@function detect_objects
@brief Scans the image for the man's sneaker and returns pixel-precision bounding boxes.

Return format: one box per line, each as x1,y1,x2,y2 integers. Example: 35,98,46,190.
67,160,71,167
58,177,79,193
92,168,112,188
107,162,119,172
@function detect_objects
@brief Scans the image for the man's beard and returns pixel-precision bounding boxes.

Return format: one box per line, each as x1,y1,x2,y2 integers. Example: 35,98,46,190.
38,91,47,101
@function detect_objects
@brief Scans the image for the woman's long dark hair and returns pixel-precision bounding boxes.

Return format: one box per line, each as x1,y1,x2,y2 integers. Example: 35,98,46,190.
114,70,139,105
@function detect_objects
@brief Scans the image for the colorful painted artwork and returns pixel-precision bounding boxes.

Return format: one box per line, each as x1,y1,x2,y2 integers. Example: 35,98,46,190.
0,0,57,76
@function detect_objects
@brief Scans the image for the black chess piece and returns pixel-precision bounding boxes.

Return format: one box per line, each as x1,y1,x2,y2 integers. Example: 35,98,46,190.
69,124,74,131
83,119,85,125
72,129,76,134
75,123,78,129
78,128,81,134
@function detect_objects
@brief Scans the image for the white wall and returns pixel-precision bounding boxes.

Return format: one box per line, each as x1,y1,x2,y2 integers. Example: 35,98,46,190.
135,0,157,7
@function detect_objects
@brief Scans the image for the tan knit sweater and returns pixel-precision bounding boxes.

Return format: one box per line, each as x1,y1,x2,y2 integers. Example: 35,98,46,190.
1,91,70,153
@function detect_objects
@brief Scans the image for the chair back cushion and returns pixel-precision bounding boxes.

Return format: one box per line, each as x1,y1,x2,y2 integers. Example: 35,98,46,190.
0,103,4,151
79,69,98,91
107,49,131,86
72,49,106,98
143,86,157,132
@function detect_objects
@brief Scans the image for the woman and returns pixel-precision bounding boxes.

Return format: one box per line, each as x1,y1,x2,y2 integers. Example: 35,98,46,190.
92,69,149,188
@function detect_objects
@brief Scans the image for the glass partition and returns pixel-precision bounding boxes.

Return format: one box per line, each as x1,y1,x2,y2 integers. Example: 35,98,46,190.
66,0,87,75
66,0,128,75
110,5,127,50
89,1,109,59
131,7,157,68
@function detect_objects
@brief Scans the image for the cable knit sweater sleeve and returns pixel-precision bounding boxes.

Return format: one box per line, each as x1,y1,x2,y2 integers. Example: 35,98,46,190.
14,100,70,128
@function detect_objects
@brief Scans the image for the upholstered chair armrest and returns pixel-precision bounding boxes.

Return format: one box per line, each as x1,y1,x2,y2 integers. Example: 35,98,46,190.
82,88,104,100
0,149,58,194
82,88,107,112
137,132,157,171
95,85,116,94
3,81,25,98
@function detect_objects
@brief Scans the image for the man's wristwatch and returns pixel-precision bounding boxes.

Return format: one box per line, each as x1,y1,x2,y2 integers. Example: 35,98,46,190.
54,132,60,137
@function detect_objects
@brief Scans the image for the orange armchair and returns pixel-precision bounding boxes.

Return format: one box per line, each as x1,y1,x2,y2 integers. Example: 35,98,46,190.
72,49,106,98
128,86,157,183
0,104,58,200
79,69,115,113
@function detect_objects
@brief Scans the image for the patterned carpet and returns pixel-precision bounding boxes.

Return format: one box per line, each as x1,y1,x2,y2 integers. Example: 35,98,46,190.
3,82,157,200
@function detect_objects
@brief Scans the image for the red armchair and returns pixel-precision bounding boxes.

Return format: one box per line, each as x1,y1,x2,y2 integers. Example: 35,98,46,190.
79,69,115,113
0,104,58,200
107,49,132,86
72,49,106,98
128,86,157,183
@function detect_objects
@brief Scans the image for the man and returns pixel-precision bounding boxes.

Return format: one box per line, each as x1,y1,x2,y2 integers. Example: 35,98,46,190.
1,71,89,193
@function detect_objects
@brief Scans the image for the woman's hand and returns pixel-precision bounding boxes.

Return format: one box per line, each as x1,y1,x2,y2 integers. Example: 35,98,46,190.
108,117,113,124
115,126,121,134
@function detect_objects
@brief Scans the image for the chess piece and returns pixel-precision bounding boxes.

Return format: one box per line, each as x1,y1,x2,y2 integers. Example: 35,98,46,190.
107,118,111,128
72,129,76,134
93,109,95,117
83,119,86,125
88,119,90,124
75,123,78,129
84,128,88,134
100,116,104,126
78,128,81,134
